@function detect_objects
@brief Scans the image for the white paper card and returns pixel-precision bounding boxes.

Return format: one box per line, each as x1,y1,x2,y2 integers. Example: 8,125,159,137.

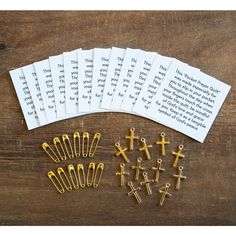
22,64,48,126
90,48,111,112
110,48,140,110
34,59,57,123
101,47,126,109
49,54,66,118
146,59,231,142
120,51,157,112
132,54,172,116
63,49,80,114
77,49,94,112
9,68,40,129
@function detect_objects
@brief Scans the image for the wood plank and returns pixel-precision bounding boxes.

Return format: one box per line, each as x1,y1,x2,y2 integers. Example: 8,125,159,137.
0,11,235,225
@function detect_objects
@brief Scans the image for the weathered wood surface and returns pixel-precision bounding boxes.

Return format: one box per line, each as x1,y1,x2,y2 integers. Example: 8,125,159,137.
0,11,235,225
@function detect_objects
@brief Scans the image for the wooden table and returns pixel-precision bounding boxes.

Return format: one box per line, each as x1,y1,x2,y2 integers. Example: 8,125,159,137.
0,11,235,225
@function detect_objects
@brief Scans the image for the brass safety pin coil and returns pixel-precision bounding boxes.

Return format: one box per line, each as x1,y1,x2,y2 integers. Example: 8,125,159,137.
77,163,86,188
47,171,65,194
93,163,104,188
53,137,66,161
68,164,79,190
42,142,60,163
57,167,72,191
82,132,89,157
62,134,74,159
89,132,101,157
73,132,81,158
87,162,95,187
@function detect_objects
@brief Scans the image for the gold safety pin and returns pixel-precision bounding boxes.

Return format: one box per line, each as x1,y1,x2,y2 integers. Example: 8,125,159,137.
77,163,86,188
62,134,74,159
73,132,81,158
93,163,104,188
82,132,89,157
89,132,101,157
68,164,79,190
57,167,72,191
87,162,95,187
47,171,65,194
53,137,66,161
42,142,60,163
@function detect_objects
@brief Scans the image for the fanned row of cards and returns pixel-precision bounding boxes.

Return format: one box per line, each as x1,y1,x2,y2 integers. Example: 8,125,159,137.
9,47,231,142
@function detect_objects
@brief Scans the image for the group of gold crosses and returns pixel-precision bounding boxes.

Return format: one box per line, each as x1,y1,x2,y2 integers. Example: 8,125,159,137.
115,128,187,206
48,162,104,194
42,132,101,163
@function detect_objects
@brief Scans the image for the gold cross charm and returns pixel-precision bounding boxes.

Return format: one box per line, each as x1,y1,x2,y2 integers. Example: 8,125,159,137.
158,183,172,206
140,172,154,195
139,138,152,160
173,166,186,190
115,142,130,163
152,158,165,183
128,181,142,204
125,127,139,151
116,163,130,187
172,145,185,167
131,157,145,181
156,132,170,156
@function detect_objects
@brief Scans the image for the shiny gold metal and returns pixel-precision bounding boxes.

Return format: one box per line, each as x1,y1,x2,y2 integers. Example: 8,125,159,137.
93,163,104,188
139,138,152,160
87,162,95,187
152,159,165,183
173,166,186,190
53,137,66,161
82,132,89,157
47,171,65,194
57,167,72,191
68,164,79,190
131,157,145,181
73,132,81,158
156,132,170,156
62,134,74,159
125,127,139,151
140,172,154,195
115,142,129,163
116,163,129,187
89,132,101,157
42,142,60,163
159,183,172,206
77,163,86,188
172,145,185,167
127,181,142,204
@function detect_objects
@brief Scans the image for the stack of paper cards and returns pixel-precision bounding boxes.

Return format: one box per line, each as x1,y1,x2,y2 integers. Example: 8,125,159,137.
9,47,231,142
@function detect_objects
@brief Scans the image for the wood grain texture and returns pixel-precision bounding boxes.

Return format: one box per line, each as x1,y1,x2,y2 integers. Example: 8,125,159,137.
0,11,235,225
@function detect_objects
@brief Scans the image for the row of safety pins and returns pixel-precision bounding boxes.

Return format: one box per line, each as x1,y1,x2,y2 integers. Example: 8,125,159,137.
48,162,105,194
115,128,187,206
42,132,101,163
